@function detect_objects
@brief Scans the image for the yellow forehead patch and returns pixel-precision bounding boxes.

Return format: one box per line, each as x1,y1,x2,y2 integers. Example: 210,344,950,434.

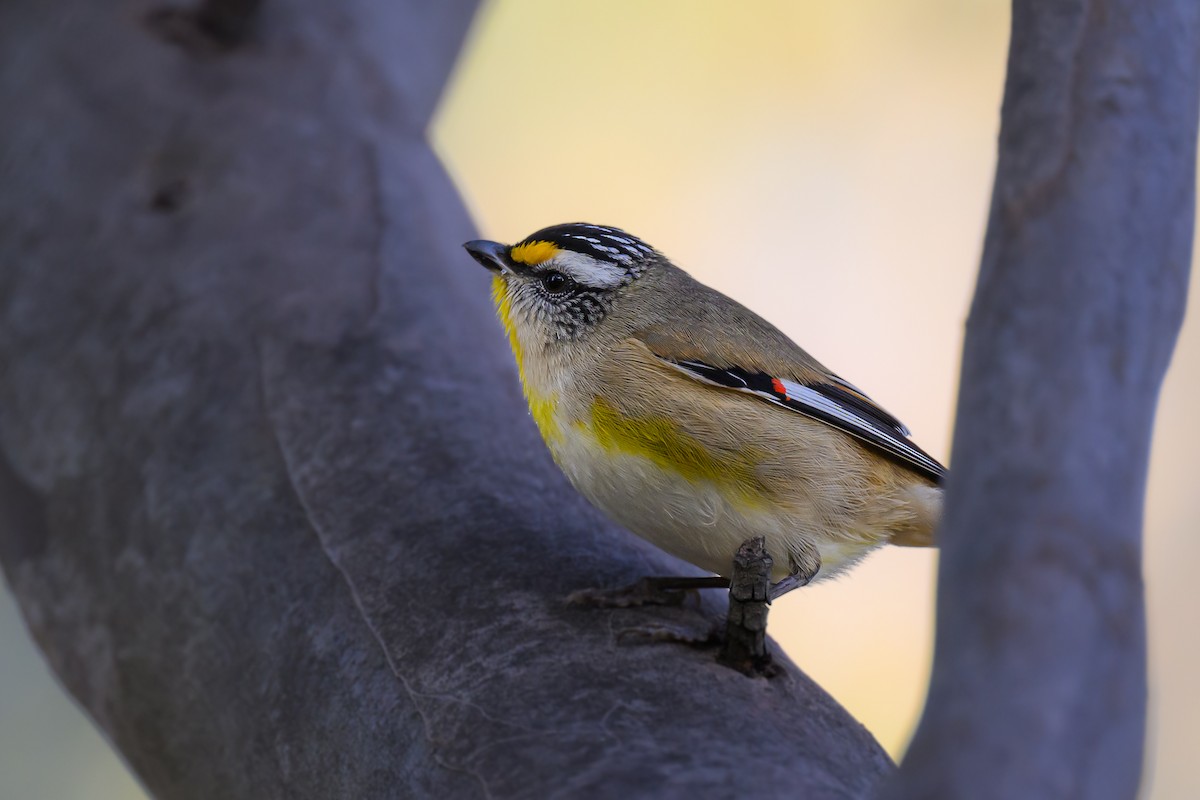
509,240,559,266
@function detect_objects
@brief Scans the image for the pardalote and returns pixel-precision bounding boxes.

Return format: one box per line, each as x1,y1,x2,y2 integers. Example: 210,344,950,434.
464,223,944,599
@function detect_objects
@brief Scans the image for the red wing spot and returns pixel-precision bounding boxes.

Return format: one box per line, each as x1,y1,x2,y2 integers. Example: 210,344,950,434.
771,378,787,397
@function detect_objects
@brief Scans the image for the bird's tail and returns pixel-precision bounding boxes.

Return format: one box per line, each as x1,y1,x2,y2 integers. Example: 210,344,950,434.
888,484,942,548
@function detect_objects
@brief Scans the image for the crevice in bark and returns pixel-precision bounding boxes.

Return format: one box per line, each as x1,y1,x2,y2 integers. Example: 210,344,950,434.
145,0,263,54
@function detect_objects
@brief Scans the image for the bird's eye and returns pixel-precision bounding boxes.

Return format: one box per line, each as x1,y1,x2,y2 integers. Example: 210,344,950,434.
541,270,572,294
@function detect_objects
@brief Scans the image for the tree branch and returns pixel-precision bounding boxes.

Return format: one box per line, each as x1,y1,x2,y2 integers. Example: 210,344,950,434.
0,2,891,797
884,2,1200,798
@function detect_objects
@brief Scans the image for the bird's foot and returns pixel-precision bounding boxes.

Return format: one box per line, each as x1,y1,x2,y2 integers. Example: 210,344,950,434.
716,538,781,678
565,575,729,608
615,620,779,678
566,555,781,678
616,621,721,647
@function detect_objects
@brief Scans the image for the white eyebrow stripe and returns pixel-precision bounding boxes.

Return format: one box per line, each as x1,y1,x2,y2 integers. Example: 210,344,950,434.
553,251,628,289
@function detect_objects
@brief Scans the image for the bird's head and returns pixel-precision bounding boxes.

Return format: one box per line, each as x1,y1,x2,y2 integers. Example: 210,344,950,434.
463,223,661,349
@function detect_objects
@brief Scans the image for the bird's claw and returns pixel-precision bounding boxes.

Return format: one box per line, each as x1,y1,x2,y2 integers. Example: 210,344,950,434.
565,578,696,608
616,622,720,647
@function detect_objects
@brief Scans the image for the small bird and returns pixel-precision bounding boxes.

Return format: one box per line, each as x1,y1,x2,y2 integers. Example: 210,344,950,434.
464,223,944,599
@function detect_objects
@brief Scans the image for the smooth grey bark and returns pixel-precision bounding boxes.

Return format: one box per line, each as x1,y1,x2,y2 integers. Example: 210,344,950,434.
884,2,1199,798
0,2,892,799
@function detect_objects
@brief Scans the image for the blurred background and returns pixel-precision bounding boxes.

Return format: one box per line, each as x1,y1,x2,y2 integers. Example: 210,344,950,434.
2,1,1196,797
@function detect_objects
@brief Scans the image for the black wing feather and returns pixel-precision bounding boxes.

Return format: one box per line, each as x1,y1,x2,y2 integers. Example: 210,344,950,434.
661,358,946,485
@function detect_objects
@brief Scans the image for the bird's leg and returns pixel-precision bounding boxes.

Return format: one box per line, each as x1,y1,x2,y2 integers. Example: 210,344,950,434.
573,540,806,677
566,575,730,608
717,537,780,676
768,540,822,600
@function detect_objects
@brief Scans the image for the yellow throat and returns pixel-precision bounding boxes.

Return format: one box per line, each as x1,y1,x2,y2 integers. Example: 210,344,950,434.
492,276,560,441
491,277,767,510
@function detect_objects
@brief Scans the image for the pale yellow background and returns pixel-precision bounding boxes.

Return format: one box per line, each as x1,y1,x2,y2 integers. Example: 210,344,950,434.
1,2,1196,797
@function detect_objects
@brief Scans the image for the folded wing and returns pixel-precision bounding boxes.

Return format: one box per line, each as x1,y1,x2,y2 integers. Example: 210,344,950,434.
658,357,946,485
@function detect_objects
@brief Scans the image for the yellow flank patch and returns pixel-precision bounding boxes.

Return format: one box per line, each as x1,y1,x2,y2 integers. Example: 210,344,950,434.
526,394,560,443
509,240,559,266
492,276,560,442
585,397,768,508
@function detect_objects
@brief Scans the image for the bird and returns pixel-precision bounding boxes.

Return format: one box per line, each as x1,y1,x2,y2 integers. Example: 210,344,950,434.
463,223,944,600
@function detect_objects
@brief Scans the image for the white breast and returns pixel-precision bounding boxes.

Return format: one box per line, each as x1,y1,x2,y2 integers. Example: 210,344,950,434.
547,423,883,583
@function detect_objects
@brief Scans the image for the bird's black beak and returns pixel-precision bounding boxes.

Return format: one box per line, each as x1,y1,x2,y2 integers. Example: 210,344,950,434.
463,240,510,274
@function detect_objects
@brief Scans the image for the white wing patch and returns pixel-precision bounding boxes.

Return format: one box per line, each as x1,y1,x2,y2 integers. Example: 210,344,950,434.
774,379,941,477
827,375,911,436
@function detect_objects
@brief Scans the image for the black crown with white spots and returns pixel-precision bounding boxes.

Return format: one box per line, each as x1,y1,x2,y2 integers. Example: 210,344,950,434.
521,223,657,269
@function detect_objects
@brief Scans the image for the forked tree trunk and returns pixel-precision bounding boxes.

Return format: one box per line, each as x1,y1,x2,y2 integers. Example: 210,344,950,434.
1,2,1195,799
